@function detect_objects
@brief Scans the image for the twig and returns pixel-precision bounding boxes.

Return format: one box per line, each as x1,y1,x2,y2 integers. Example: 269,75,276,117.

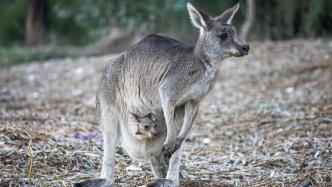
294,60,332,74
27,138,33,183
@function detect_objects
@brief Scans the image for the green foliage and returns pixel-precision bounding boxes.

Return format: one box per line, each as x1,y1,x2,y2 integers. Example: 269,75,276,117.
305,0,332,36
0,0,331,47
0,1,26,46
48,0,111,45
0,47,76,66
253,0,332,40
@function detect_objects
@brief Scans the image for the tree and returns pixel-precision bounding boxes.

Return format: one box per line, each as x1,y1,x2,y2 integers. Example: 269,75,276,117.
241,0,255,40
25,0,47,45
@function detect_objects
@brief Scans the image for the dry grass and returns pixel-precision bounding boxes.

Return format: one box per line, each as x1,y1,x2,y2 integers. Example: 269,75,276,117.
1,39,332,186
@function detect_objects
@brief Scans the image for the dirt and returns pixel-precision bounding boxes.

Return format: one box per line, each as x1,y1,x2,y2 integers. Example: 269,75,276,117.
1,39,332,187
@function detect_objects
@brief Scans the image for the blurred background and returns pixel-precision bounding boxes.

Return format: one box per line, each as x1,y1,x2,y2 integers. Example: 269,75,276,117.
1,1,332,186
0,0,331,66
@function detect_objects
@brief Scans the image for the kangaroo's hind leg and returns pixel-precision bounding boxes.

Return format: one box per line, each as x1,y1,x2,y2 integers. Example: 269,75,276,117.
147,148,182,187
150,154,170,178
99,104,121,186
147,106,185,187
74,96,120,187
165,105,185,186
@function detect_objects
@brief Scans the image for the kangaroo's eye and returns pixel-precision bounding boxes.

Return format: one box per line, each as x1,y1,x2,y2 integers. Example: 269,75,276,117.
144,125,150,130
219,33,228,40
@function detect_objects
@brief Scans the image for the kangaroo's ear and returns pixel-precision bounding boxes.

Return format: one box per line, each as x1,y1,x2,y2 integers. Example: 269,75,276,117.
129,112,141,122
187,2,212,31
216,3,240,24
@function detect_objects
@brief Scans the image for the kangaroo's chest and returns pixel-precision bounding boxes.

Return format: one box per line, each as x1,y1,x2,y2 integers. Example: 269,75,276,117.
185,66,218,101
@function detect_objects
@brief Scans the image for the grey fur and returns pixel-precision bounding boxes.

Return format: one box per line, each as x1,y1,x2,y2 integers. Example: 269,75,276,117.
75,2,248,187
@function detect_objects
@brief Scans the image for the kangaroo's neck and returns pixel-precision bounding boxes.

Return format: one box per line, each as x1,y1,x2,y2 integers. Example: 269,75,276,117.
193,35,215,66
193,36,213,68
192,36,219,87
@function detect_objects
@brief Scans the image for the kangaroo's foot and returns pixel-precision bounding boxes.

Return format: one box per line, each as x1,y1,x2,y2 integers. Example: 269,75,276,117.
146,179,176,187
73,179,113,187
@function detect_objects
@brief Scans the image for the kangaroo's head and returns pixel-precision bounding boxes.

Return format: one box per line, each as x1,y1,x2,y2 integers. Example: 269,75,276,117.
129,112,159,139
187,2,249,62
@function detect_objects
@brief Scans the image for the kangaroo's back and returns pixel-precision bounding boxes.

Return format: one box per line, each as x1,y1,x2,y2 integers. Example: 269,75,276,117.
125,34,194,76
127,34,190,62
110,35,194,110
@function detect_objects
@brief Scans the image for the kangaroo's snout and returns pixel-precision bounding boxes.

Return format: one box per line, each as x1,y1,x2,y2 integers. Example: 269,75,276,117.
148,132,158,138
150,129,158,137
240,44,250,56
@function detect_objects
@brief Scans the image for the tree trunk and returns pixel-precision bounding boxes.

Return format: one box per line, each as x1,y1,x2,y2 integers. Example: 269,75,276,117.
241,0,255,40
25,0,47,45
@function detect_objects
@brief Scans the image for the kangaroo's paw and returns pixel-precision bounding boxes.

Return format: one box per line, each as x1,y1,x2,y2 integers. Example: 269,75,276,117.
73,179,113,187
146,179,176,187
162,138,183,158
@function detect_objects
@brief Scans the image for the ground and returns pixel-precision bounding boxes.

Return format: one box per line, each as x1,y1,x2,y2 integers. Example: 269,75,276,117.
1,39,332,187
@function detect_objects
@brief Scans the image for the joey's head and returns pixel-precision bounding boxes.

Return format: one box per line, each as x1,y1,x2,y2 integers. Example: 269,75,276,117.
187,2,249,62
129,112,159,139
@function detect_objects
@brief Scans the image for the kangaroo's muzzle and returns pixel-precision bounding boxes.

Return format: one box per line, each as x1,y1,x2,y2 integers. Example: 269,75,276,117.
239,44,250,56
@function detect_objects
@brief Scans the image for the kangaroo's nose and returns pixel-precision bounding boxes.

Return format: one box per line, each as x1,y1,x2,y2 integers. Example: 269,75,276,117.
150,132,157,137
241,44,250,54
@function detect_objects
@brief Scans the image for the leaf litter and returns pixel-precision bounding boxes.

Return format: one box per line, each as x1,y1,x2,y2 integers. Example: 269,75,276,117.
0,39,332,186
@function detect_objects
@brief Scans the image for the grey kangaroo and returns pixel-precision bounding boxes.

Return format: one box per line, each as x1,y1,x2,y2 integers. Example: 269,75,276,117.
74,2,249,187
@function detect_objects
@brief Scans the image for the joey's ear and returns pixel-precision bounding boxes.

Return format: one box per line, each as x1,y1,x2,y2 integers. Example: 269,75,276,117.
129,112,141,122
216,3,240,24
187,2,212,31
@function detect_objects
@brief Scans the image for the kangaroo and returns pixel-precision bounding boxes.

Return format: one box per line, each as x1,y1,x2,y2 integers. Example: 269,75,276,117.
74,2,249,187
128,111,160,140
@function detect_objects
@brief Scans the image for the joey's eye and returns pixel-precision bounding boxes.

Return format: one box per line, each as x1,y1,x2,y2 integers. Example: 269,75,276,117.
144,125,150,130
219,33,228,40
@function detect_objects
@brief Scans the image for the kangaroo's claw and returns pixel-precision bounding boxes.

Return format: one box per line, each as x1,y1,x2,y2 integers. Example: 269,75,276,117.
162,138,183,158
